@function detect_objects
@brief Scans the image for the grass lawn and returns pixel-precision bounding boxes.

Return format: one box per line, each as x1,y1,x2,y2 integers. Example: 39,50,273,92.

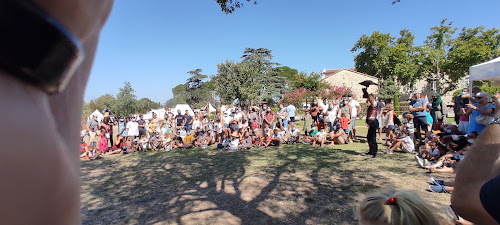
81,137,455,224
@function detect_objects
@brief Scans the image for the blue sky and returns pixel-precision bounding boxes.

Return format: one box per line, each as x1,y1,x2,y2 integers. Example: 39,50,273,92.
86,0,500,103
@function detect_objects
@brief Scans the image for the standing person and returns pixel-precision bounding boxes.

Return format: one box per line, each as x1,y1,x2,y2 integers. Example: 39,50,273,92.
277,104,288,130
126,117,139,140
310,100,320,124
303,110,313,136
150,113,159,131
183,110,193,132
466,92,495,134
87,115,99,133
458,104,470,133
430,93,445,130
98,127,109,153
286,103,296,129
260,103,268,126
118,117,127,137
365,94,379,157
453,88,470,125
348,94,362,140
263,107,275,130
327,102,338,133
339,99,352,141
175,110,185,131
137,115,146,138
409,93,428,145
317,107,326,130
384,104,395,146
376,98,386,141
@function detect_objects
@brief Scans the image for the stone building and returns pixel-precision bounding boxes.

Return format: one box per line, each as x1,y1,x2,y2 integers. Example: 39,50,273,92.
321,68,379,101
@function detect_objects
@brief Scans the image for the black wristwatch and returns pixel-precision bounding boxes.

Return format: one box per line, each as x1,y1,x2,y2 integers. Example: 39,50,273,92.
0,0,84,94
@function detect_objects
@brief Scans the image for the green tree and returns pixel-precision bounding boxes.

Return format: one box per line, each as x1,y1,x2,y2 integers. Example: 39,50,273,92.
352,31,394,80
185,69,210,108
445,26,500,91
84,94,117,115
277,66,298,88
378,79,400,103
136,98,161,114
389,29,424,87
292,71,328,92
421,19,457,93
216,0,257,14
212,48,286,106
114,81,137,116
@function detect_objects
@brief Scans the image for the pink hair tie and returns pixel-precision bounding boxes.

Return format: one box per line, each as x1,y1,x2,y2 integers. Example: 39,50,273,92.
386,197,397,205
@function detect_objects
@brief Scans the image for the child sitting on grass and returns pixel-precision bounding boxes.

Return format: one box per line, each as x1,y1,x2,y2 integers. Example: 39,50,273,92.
383,129,415,154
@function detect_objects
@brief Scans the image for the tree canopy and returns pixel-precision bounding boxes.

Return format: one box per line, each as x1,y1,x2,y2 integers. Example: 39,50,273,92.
352,20,500,95
212,48,286,106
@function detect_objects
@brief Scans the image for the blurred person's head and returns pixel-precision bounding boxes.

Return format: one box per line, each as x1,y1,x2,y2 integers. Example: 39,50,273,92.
476,92,489,104
357,188,440,225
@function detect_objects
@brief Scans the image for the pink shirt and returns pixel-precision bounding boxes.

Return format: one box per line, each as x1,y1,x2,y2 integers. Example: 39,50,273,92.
460,107,469,122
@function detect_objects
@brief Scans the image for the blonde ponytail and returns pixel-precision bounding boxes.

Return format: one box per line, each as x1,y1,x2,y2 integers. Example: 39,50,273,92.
357,188,441,225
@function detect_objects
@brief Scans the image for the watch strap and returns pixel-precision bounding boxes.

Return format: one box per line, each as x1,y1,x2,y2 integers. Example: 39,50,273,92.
0,0,84,94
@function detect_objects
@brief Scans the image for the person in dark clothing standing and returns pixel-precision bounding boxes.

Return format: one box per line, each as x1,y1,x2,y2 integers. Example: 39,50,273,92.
365,94,379,157
175,110,185,128
183,110,193,132
137,115,146,137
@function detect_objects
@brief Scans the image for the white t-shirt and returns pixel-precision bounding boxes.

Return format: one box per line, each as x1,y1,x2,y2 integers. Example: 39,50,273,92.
193,120,201,130
229,138,239,150
286,105,296,117
289,129,300,137
126,121,139,136
316,131,327,138
327,106,338,123
349,100,360,117
401,136,415,152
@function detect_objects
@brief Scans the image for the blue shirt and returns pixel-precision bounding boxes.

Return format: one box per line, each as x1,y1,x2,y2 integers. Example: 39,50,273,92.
410,99,428,117
467,103,495,134
287,105,296,117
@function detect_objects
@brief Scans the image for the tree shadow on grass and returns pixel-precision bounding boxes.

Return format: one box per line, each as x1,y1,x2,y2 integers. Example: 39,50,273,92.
81,145,391,225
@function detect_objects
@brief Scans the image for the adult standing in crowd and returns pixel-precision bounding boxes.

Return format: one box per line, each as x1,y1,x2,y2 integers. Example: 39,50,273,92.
365,94,379,157
87,115,99,133
348,94,361,140
453,88,469,125
430,92,445,130
175,109,185,130
277,103,288,130
376,97,385,141
286,103,296,129
409,93,428,144
327,100,339,133
466,92,495,134
137,115,146,137
310,100,319,124
126,117,139,140
183,110,193,132
263,107,275,130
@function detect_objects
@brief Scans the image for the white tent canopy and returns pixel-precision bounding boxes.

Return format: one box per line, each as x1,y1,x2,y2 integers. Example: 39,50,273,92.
173,104,195,116
469,57,500,89
89,110,104,123
205,103,217,112
143,108,167,120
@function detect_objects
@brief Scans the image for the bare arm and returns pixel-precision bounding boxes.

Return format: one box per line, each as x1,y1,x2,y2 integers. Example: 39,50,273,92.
452,93,500,225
